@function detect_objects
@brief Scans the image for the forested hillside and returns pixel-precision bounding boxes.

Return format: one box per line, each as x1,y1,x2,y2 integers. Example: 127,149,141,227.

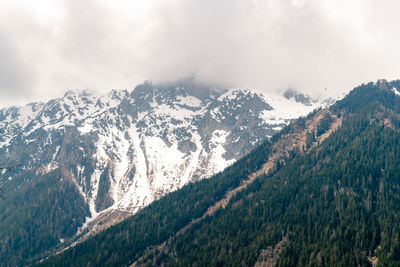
40,80,400,266
38,130,274,266
0,82,328,266
0,169,88,266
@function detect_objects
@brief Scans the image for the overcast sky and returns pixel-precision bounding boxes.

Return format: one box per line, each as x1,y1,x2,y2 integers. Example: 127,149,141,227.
0,0,400,108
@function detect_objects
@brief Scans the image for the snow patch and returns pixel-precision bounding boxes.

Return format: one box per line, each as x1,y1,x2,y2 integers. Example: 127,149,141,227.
207,130,234,175
176,95,202,107
117,125,152,210
179,133,202,187
0,84,339,238
259,92,320,125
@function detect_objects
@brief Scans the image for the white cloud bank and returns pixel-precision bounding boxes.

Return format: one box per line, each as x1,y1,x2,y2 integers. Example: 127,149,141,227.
0,0,400,107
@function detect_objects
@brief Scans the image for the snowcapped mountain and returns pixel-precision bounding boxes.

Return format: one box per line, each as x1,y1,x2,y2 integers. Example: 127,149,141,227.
0,81,332,238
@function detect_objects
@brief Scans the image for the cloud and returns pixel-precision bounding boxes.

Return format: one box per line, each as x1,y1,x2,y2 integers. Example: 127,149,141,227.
0,30,35,97
0,0,400,107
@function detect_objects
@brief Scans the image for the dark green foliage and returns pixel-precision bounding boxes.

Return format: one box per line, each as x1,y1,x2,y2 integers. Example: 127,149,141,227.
41,80,400,266
390,115,400,129
162,116,400,266
305,131,316,149
0,169,89,266
316,113,332,136
39,136,273,266
335,80,400,114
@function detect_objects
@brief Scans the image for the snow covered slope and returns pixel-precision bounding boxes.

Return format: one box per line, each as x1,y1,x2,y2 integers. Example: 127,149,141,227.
0,81,333,236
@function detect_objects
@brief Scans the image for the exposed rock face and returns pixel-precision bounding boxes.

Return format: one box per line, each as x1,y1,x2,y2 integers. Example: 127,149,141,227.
0,81,330,235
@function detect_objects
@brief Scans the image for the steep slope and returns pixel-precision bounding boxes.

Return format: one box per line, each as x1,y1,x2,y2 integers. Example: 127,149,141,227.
41,79,400,266
0,81,328,266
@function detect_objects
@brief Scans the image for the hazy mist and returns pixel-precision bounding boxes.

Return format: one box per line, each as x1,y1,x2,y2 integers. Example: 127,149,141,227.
1,0,400,107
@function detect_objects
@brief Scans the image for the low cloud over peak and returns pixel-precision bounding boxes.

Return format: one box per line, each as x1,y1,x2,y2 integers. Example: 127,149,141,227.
0,0,400,107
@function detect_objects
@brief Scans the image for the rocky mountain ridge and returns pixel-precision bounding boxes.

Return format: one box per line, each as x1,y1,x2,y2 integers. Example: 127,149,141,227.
39,79,400,267
0,81,332,258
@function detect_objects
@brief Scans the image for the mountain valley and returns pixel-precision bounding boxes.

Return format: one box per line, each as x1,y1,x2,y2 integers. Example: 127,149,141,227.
38,79,400,266
0,80,330,266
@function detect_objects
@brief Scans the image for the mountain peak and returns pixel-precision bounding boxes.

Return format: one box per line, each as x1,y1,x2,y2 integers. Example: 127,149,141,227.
0,81,335,266
333,79,400,114
283,88,315,106
375,78,388,87
42,78,400,267
374,79,400,96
